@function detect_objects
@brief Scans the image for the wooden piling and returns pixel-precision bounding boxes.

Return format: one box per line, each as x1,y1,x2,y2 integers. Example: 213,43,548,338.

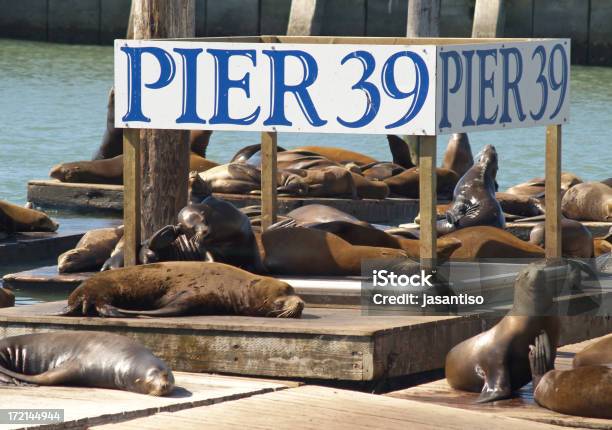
260,131,278,230
406,0,441,37
472,0,505,38
286,0,324,36
545,125,562,260
419,136,437,269
123,128,141,266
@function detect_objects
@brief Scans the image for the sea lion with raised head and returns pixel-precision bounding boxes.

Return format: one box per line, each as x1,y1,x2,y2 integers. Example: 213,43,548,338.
561,181,612,222
437,145,504,234
529,331,612,419
384,167,459,200
0,331,174,396
59,261,304,318
387,135,416,169
58,225,124,273
529,218,593,258
293,146,377,166
446,260,586,402
442,133,473,178
93,88,123,160
0,200,58,233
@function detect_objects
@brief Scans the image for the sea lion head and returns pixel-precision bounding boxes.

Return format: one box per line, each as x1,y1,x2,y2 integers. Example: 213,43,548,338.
250,278,304,318
49,162,80,182
277,170,309,196
130,360,175,396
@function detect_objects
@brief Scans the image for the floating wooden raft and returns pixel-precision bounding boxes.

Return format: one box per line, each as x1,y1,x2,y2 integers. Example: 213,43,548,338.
27,180,424,224
0,302,610,382
1,372,295,430
386,336,612,430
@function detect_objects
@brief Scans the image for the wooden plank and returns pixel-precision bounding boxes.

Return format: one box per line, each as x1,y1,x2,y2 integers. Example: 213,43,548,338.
545,125,562,260
122,128,141,267
419,136,437,268
472,0,505,38
260,131,278,230
92,385,564,430
286,0,324,36
0,372,292,430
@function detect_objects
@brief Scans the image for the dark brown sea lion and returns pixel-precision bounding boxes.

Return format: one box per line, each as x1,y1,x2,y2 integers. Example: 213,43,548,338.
360,162,405,181
278,167,357,198
189,130,212,157
602,178,612,188
437,145,504,234
93,88,123,160
530,332,612,419
594,227,612,257
506,172,583,198
384,167,459,199
562,181,612,222
0,331,174,396
0,288,14,308
442,133,473,178
50,155,123,185
262,227,408,276
495,192,544,218
58,225,124,273
349,171,390,199
446,260,585,402
387,135,416,169
293,146,377,166
59,261,304,318
443,226,545,260
529,218,594,258
230,143,287,164
0,200,58,233
197,163,261,194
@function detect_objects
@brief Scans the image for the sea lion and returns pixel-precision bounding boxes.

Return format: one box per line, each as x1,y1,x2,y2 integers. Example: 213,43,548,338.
189,130,212,157
284,204,370,227
384,167,459,199
561,181,612,222
443,226,545,260
602,178,612,188
197,163,261,194
293,146,377,166
0,288,14,308
573,333,612,368
348,171,390,199
442,133,473,178
93,87,123,160
495,192,544,218
387,135,416,169
0,200,58,233
506,172,583,198
230,143,287,164
58,225,124,273
278,167,357,198
594,227,612,257
437,145,504,234
0,331,174,396
262,227,408,276
446,260,585,402
529,331,612,419
50,155,123,185
59,261,304,318
101,237,125,271
360,162,405,181
529,218,593,258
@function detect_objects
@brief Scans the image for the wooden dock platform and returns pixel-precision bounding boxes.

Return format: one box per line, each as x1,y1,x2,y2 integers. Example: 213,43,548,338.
386,335,612,429
27,180,423,224
0,372,295,430
0,301,610,383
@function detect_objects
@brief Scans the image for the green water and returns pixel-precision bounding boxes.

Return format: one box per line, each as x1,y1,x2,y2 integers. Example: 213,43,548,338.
1,38,611,304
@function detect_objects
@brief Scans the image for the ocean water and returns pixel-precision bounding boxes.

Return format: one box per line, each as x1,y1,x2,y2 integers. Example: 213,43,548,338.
1,38,611,304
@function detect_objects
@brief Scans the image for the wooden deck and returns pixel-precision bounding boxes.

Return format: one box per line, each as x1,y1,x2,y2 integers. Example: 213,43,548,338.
0,372,295,430
386,336,612,429
91,385,564,430
27,180,423,224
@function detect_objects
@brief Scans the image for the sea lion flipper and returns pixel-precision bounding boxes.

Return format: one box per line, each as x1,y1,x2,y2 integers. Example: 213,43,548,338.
529,331,554,391
475,364,512,403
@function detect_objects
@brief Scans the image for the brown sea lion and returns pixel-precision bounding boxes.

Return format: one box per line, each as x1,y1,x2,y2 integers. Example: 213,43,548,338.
58,226,124,273
530,331,612,419
360,162,405,181
93,87,123,160
278,167,357,198
349,171,390,199
293,146,377,166
59,261,304,318
529,218,593,258
230,143,287,164
50,155,123,185
506,172,583,198
189,130,212,157
437,145,504,234
442,133,473,178
443,226,545,260
495,192,544,218
384,167,459,199
197,163,261,194
446,260,585,402
561,181,612,222
387,135,416,169
262,227,408,276
189,153,219,172
284,204,370,227
594,228,612,257
0,288,14,308
602,178,612,188
0,200,58,233
0,331,174,396
573,333,612,368
101,237,125,271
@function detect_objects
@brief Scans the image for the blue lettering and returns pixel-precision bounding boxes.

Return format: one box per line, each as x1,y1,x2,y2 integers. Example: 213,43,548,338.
530,45,548,121
337,51,380,128
174,48,206,124
438,51,463,130
461,50,476,127
499,47,526,124
476,49,498,125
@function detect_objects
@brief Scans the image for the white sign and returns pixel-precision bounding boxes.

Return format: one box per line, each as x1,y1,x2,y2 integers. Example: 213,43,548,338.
114,38,569,135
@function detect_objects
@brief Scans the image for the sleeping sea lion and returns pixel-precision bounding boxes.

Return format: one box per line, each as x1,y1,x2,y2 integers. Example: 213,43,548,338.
437,145,504,234
0,200,58,233
278,167,357,198
231,143,287,164
506,172,583,198
442,133,473,178
561,181,612,222
59,261,304,318
58,225,124,273
293,146,377,166
383,167,459,199
529,218,593,258
495,192,544,218
197,163,261,194
0,331,174,396
360,162,405,181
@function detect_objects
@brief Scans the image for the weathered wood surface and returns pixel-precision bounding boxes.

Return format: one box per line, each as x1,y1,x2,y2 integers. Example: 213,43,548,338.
419,136,437,269
260,131,278,230
93,385,564,430
471,0,505,38
0,372,294,430
123,127,141,267
387,335,612,429
545,125,562,260
406,0,441,37
27,180,423,224
286,0,324,36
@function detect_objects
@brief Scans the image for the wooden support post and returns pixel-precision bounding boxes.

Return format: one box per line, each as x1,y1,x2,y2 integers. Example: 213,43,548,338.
419,136,437,269
123,128,141,266
472,0,505,38
260,131,278,230
545,125,562,260
406,0,441,37
287,0,324,36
